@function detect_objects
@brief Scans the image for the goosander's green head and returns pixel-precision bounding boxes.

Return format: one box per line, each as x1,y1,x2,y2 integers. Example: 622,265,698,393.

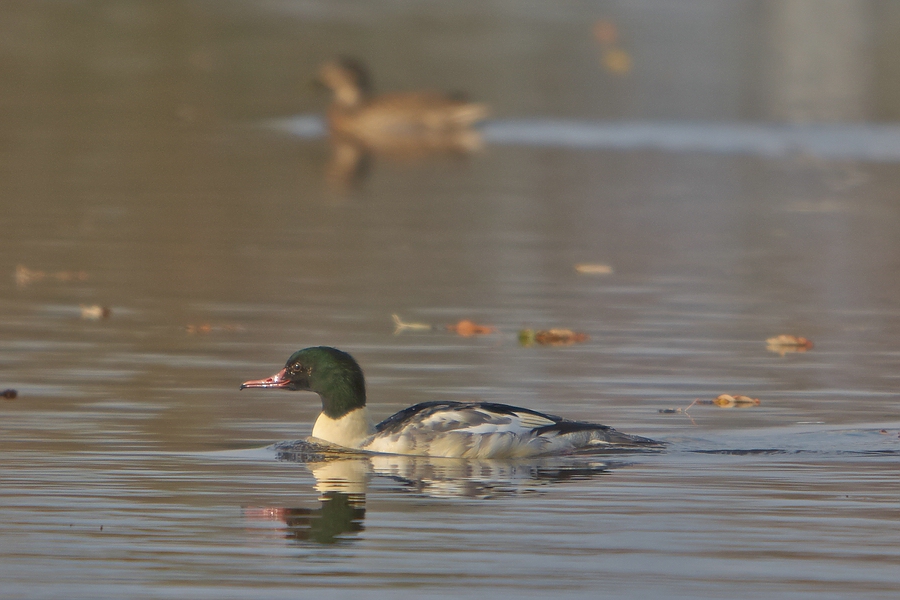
241,346,366,419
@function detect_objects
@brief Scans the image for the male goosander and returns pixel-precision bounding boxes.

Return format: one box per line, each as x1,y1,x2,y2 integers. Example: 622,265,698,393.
241,347,659,459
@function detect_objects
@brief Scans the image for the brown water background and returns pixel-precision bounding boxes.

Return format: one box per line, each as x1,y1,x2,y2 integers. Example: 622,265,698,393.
1,2,899,598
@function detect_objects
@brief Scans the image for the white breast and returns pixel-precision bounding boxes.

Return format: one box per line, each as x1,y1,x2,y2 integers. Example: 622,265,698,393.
310,407,375,449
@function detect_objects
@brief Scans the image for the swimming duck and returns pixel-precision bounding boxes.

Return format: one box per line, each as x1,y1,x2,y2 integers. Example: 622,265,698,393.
241,347,660,459
317,58,489,151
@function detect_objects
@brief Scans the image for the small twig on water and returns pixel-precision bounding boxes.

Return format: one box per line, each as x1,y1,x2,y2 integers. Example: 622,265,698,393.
392,314,433,334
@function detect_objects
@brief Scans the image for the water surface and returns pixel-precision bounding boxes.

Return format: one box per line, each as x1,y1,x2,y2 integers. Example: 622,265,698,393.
1,1,899,599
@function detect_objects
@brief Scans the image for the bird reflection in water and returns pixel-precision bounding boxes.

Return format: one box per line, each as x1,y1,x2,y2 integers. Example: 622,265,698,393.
292,439,619,497
315,57,489,189
243,494,365,545
243,451,368,545
242,441,628,545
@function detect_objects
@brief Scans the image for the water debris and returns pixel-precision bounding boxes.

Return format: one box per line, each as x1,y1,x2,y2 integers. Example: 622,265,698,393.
601,48,632,74
391,314,433,334
766,334,814,355
574,263,613,275
186,323,245,335
712,394,760,408
1,389,17,400
446,319,497,337
593,20,619,45
593,19,632,75
80,305,111,320
519,328,589,347
15,265,88,288
659,395,761,417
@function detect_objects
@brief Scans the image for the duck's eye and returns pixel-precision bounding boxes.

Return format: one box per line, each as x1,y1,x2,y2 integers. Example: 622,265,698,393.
289,362,304,374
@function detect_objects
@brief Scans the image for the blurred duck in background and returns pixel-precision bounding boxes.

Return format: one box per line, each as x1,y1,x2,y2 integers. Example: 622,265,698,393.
318,57,489,149
316,57,489,188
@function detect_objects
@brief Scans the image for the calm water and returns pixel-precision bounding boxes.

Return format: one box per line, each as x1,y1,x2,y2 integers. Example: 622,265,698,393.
2,2,899,598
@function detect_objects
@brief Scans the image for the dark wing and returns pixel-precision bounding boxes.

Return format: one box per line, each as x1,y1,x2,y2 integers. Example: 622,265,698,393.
375,401,657,447
375,401,603,434
375,401,563,435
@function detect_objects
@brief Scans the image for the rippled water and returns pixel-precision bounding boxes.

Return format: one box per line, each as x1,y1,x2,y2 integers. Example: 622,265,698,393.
2,1,900,599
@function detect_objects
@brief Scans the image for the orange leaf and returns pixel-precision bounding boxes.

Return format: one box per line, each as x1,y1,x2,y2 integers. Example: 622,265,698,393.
533,329,589,346
447,319,496,337
574,263,613,275
766,334,813,356
593,20,619,45
713,394,760,408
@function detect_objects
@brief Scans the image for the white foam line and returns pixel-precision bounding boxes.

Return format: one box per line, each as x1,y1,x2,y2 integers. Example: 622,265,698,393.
266,115,900,161
265,115,327,138
483,119,900,161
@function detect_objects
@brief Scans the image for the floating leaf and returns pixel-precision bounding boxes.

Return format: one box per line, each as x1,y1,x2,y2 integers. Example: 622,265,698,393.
601,48,632,75
392,314,433,334
15,265,88,288
80,305,111,320
574,263,613,275
712,394,760,408
659,394,760,417
766,334,813,356
519,328,589,347
186,323,245,335
447,319,496,337
592,20,619,45
535,329,588,346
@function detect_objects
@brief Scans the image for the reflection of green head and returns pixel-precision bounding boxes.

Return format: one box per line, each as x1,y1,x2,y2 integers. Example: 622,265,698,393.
282,491,366,545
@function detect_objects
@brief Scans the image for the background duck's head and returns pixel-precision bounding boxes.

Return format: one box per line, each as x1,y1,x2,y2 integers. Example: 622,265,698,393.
317,57,372,108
